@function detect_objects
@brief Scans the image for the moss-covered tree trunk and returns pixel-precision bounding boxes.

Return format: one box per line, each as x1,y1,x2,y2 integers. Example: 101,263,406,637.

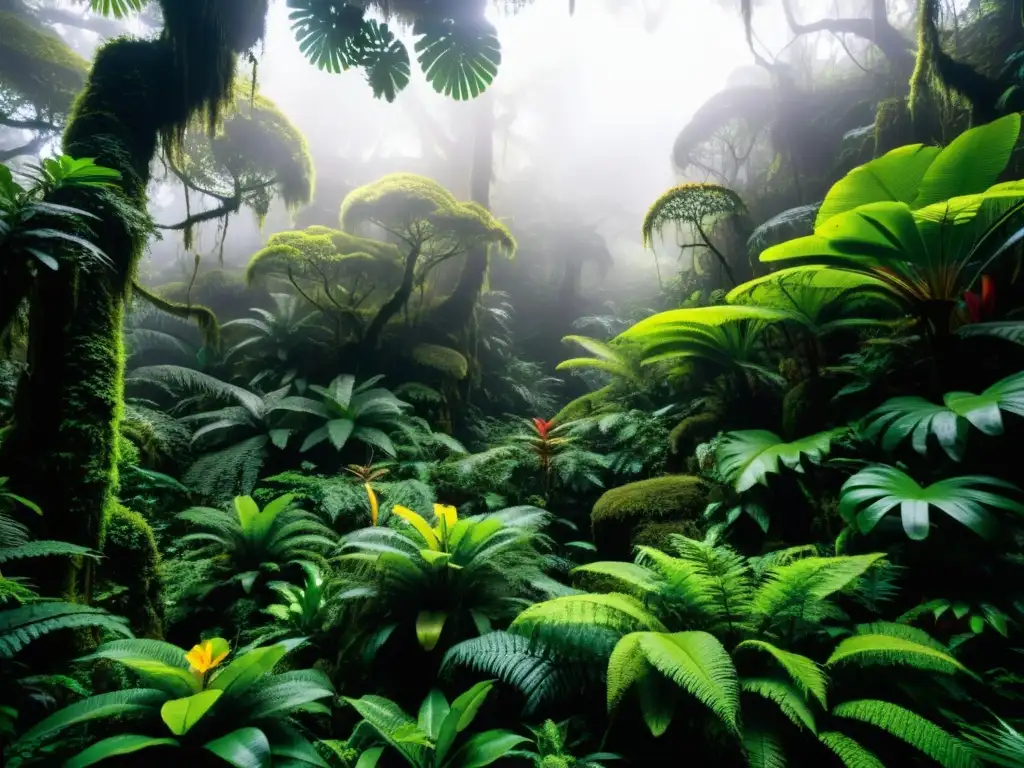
4,2,262,597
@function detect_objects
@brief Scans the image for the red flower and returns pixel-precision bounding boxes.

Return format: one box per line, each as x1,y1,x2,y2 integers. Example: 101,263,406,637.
532,418,555,439
963,275,996,322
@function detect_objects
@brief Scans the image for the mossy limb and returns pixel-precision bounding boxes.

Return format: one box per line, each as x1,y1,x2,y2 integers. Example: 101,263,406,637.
591,475,710,559
412,343,469,380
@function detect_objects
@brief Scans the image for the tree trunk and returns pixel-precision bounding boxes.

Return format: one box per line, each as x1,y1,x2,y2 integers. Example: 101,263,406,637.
431,90,495,332
2,0,256,596
360,244,421,353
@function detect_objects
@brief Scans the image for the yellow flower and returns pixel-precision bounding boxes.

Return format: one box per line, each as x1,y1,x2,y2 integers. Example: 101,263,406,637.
186,639,230,675
433,504,458,531
365,483,379,526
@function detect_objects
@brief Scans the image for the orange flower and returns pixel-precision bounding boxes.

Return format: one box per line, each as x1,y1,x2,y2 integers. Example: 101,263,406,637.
186,639,230,675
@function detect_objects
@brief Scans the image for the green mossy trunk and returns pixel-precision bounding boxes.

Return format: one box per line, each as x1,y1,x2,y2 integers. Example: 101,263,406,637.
5,15,247,597
7,40,166,598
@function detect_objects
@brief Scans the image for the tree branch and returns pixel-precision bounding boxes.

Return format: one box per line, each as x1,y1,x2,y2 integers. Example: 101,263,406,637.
0,114,59,132
0,133,48,162
781,0,913,67
156,175,276,231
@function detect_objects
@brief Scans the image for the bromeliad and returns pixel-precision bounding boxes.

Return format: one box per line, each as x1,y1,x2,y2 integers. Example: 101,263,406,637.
392,503,460,552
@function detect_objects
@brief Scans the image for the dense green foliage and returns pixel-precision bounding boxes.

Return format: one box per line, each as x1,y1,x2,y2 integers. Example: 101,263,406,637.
2,0,1024,765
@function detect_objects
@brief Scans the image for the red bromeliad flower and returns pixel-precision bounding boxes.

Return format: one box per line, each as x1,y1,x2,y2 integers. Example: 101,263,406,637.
532,417,556,440
963,275,996,322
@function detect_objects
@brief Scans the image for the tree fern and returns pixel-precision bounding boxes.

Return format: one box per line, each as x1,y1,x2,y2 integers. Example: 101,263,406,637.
832,699,980,768
0,602,133,657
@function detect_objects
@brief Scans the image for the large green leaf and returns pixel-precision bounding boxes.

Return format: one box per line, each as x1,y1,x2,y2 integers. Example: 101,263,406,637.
447,730,530,768
716,428,845,492
360,21,411,103
78,640,196,697
863,369,1024,460
18,689,169,744
912,113,1021,209
735,640,827,707
67,735,179,767
414,19,501,101
436,681,495,764
204,727,272,768
208,640,301,695
160,690,223,736
839,464,1024,540
417,689,450,741
288,1,372,74
816,144,942,226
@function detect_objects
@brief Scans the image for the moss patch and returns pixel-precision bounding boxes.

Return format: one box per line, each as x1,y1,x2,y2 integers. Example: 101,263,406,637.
101,504,164,638
591,475,709,559
669,403,725,461
632,520,704,551
412,343,469,380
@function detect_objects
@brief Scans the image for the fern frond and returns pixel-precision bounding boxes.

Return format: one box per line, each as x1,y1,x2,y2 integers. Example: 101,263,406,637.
818,731,885,768
826,633,974,678
513,593,667,635
608,631,740,732
0,541,98,565
832,699,980,768
736,640,827,708
0,602,133,658
960,716,1024,768
742,726,788,768
742,677,816,732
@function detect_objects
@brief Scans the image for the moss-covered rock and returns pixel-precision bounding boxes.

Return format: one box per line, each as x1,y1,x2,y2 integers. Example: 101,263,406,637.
781,376,836,440
591,475,709,559
669,399,726,465
632,519,704,551
101,504,164,639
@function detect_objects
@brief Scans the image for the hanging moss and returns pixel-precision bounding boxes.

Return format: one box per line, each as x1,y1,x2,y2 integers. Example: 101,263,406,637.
0,11,88,115
132,281,220,350
591,475,710,559
412,343,469,380
100,504,164,639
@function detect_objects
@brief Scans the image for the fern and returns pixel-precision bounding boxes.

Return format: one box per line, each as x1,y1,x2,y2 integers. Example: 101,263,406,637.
513,593,667,636
735,640,827,708
832,699,980,768
743,726,788,768
0,540,97,565
741,677,817,732
826,622,973,678
0,602,133,657
961,716,1024,768
818,731,886,768
608,631,740,732
441,630,610,715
